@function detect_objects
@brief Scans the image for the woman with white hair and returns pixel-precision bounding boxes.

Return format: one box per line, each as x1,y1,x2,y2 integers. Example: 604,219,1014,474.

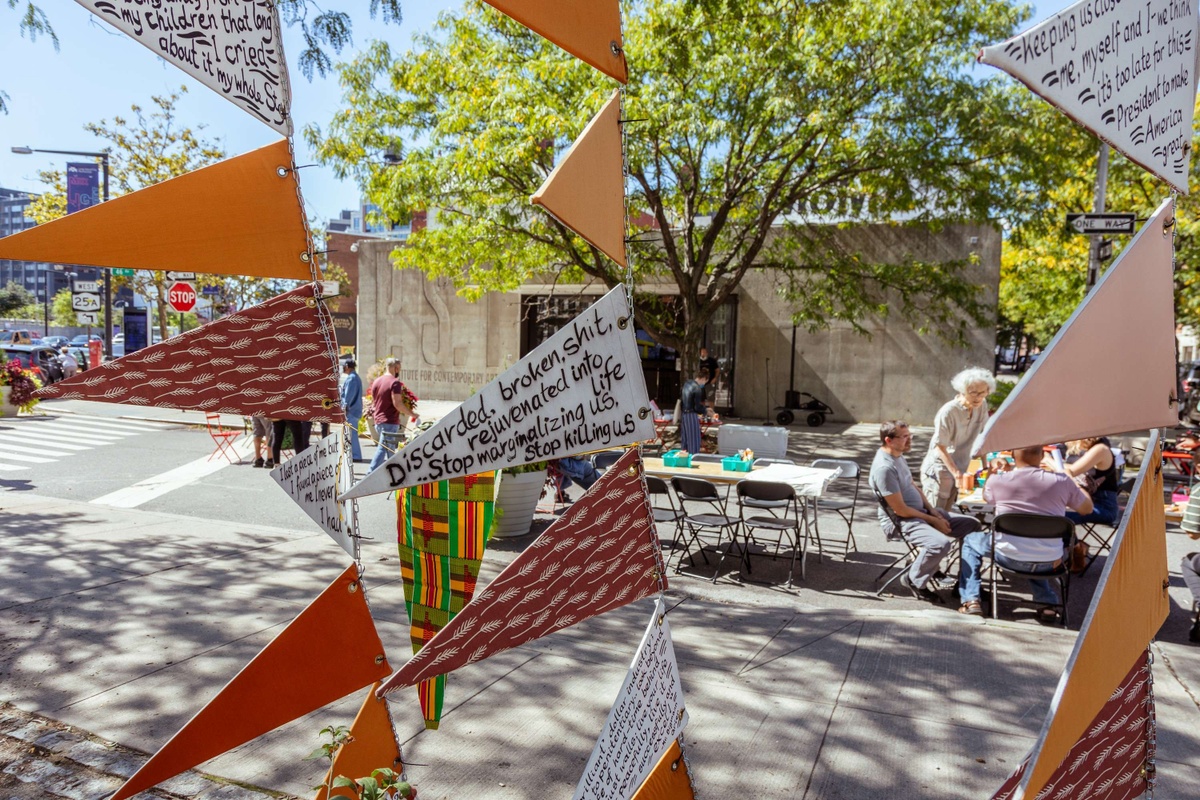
920,367,996,511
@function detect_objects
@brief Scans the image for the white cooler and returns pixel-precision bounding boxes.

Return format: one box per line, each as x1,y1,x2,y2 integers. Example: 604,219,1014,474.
717,424,789,459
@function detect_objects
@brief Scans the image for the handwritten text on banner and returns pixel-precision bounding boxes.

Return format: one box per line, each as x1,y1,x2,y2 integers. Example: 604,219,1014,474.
75,0,293,135
574,600,687,800
271,432,357,557
980,0,1198,193
343,285,654,498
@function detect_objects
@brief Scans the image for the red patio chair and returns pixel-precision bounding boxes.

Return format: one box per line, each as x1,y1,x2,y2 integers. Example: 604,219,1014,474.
206,413,243,464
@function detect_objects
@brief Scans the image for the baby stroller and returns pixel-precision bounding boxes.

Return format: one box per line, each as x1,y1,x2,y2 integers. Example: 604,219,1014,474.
774,390,831,427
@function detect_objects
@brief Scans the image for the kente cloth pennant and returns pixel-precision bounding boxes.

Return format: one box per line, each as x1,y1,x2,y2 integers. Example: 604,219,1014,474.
36,284,344,423
482,0,627,83
377,448,664,695
74,0,293,135
111,564,391,800
396,472,496,728
272,431,358,556
0,140,312,281
532,91,627,267
1004,432,1169,800
574,599,687,800
979,0,1198,193
631,740,696,800
314,682,405,800
991,650,1153,800
344,285,655,499
974,198,1178,455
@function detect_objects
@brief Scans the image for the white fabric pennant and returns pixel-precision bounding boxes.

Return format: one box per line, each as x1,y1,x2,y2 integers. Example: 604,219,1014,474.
979,0,1198,193
573,600,687,800
344,285,655,499
74,0,293,135
271,431,357,557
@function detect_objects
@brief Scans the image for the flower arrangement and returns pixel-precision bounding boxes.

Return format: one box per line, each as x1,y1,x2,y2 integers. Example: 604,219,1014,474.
0,357,42,413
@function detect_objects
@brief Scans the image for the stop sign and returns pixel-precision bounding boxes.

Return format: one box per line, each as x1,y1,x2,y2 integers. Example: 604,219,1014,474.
168,281,197,312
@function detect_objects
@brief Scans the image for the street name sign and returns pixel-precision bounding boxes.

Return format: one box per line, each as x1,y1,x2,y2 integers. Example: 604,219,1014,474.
165,271,197,283
73,281,100,293
168,282,197,313
1066,214,1136,235
112,268,134,277
201,285,221,295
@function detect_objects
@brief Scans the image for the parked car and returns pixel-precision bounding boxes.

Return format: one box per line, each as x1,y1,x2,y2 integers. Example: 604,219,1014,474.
1,329,36,346
40,335,70,349
2,344,65,384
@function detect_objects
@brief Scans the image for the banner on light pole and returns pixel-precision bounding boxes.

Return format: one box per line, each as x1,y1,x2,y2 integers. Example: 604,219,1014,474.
66,163,100,214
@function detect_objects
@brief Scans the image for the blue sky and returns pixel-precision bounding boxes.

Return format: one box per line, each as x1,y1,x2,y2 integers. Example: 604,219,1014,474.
0,0,1072,224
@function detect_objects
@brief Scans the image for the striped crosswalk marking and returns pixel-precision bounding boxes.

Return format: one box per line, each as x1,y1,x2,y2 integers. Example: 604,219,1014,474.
0,413,173,472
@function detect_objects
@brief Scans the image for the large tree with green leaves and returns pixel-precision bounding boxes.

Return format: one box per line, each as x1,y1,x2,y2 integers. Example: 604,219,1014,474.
308,0,1069,372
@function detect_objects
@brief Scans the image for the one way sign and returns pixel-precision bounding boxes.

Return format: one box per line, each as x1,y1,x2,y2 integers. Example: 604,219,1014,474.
1065,213,1136,235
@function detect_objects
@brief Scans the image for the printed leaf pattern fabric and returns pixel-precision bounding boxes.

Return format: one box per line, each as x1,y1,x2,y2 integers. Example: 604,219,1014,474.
378,448,665,695
397,472,496,728
991,650,1153,800
36,284,344,422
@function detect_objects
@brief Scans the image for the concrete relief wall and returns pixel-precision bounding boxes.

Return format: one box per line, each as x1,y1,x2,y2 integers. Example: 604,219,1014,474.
735,223,1001,426
357,240,520,401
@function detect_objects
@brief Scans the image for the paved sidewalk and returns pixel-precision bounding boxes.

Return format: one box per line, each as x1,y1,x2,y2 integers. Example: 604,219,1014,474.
3,487,1200,799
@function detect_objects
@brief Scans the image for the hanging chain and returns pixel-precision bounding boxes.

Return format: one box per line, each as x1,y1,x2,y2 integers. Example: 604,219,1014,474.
1144,645,1158,797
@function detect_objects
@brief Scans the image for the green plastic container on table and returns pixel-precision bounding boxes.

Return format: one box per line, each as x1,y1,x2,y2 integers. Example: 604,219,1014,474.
663,450,693,468
721,456,753,472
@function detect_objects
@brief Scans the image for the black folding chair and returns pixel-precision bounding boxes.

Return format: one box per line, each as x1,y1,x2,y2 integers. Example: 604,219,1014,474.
671,475,744,582
989,513,1074,627
645,475,685,549
591,450,623,471
811,458,862,558
736,479,806,586
872,488,922,597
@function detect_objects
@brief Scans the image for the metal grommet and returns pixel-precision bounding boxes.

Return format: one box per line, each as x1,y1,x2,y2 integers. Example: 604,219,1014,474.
616,315,630,330
305,297,317,308
348,581,359,593
657,614,664,627
322,398,335,409
677,708,685,721
611,41,623,55
627,465,638,478
670,760,680,772
276,166,289,177
300,252,312,263
374,654,385,665
638,407,651,419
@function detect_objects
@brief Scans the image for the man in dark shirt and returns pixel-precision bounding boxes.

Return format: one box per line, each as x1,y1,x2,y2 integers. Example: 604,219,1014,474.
367,357,414,472
679,369,709,454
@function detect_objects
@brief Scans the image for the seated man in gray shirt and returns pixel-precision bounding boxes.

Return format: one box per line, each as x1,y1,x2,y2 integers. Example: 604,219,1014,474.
869,420,980,602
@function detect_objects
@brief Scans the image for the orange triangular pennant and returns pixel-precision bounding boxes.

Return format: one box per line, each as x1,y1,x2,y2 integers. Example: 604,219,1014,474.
631,741,696,800
36,284,344,422
532,91,626,267
110,565,391,800
975,198,1178,454
483,0,627,82
0,140,312,281
314,683,404,800
1010,432,1169,800
377,448,664,695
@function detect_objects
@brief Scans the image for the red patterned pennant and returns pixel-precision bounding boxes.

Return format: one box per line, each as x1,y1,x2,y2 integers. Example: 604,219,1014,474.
378,449,664,695
991,649,1153,800
36,284,343,422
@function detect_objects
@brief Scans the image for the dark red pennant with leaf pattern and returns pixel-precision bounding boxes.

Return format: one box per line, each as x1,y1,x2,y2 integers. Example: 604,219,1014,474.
378,448,665,696
36,284,343,422
991,649,1153,800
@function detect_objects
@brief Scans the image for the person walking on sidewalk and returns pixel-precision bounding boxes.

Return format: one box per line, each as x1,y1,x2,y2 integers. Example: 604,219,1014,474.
367,357,414,473
251,416,273,468
870,420,980,603
340,357,364,461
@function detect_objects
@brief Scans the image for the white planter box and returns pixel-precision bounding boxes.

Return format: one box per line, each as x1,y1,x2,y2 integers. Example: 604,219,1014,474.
492,469,547,538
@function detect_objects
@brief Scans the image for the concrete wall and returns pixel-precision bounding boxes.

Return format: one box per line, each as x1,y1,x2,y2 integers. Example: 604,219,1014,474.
356,240,520,398
735,222,1000,426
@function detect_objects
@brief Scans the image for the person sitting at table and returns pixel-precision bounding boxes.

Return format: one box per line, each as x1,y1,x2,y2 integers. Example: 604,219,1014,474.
956,445,1093,620
679,368,710,455
920,367,996,512
869,420,980,603
1045,437,1120,526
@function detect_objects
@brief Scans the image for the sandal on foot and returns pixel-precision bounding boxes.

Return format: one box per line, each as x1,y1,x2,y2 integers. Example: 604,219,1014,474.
1036,606,1062,624
957,600,983,616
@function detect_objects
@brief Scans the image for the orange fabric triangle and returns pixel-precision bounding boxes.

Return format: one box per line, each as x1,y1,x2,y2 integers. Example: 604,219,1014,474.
314,683,404,800
1012,434,1169,800
110,565,391,800
377,448,664,695
0,140,312,281
483,0,627,82
631,740,696,800
976,198,1178,454
532,91,626,267
36,284,344,422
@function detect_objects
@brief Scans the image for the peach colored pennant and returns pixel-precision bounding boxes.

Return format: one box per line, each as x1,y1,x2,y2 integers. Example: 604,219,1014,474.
975,198,1178,455
111,564,391,800
1008,433,1169,800
36,284,344,422
377,448,664,695
483,0,627,82
314,683,404,800
532,91,626,267
631,741,696,800
0,140,313,281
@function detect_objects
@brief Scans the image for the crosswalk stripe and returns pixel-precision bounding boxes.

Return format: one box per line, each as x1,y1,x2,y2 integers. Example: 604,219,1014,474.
0,442,79,458
0,462,27,472
0,451,56,464
24,424,129,441
0,433,93,451
65,417,169,433
91,439,255,508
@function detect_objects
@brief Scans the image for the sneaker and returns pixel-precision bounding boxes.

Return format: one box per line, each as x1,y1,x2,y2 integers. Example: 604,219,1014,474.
899,572,945,604
930,571,958,592
264,459,275,468
253,458,264,468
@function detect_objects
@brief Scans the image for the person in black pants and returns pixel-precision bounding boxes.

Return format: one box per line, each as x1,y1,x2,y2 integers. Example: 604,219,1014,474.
271,418,309,465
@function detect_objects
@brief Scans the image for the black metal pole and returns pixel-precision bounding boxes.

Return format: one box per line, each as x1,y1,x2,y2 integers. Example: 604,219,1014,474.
101,154,112,361
789,324,797,394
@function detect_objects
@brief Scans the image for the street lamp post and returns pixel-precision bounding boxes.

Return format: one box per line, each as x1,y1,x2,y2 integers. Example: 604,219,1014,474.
11,146,113,360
